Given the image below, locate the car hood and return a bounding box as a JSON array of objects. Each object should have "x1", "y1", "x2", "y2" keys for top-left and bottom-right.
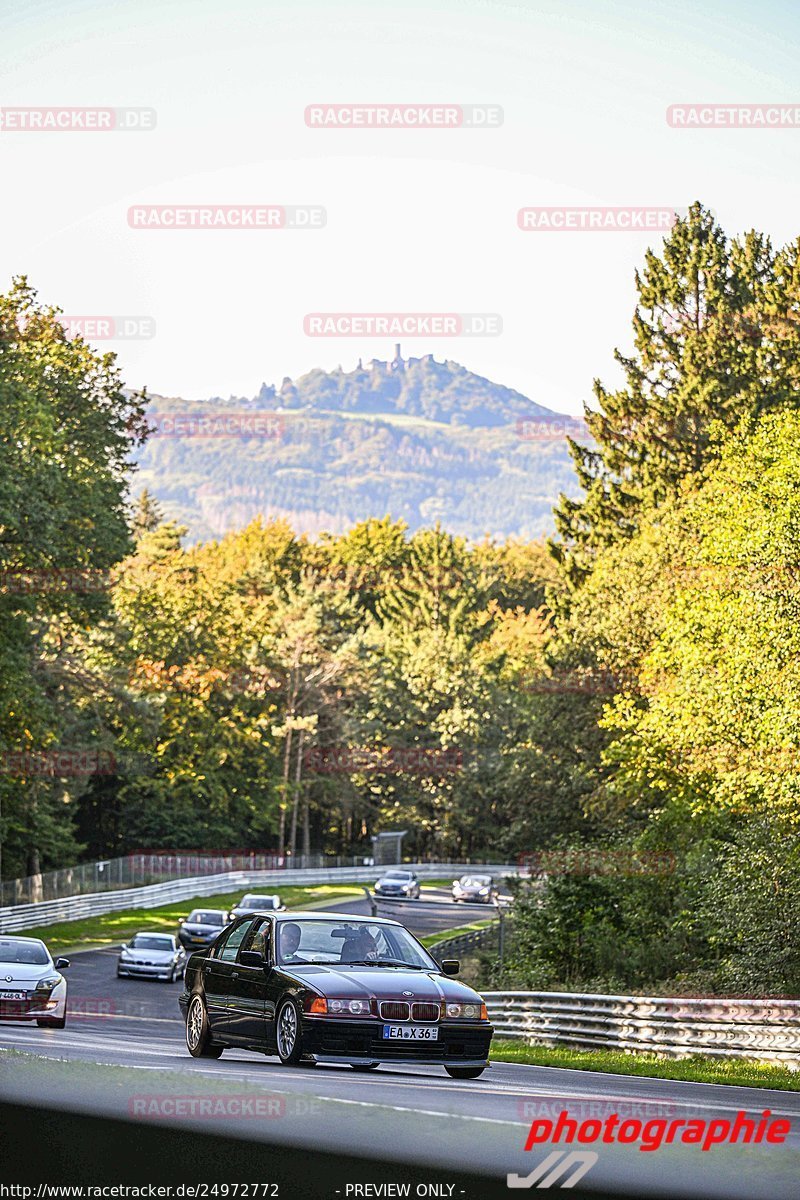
[
  {"x1": 124, "y1": 949, "x2": 175, "y2": 963},
  {"x1": 0, "y1": 963, "x2": 53, "y2": 983},
  {"x1": 287, "y1": 965, "x2": 482, "y2": 1003}
]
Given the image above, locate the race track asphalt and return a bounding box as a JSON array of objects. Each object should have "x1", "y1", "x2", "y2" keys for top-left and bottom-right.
[{"x1": 1, "y1": 891, "x2": 798, "y2": 1198}]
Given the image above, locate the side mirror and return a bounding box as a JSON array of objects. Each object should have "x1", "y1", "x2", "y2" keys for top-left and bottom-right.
[
  {"x1": 55, "y1": 957, "x2": 70, "y2": 970},
  {"x1": 178, "y1": 918, "x2": 185, "y2": 925},
  {"x1": 239, "y1": 950, "x2": 267, "y2": 969},
  {"x1": 441, "y1": 959, "x2": 459, "y2": 976}
]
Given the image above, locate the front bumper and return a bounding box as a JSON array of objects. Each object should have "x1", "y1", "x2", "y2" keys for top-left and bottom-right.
[
  {"x1": 118, "y1": 961, "x2": 177, "y2": 978},
  {"x1": 301, "y1": 1017, "x2": 493, "y2": 1065},
  {"x1": 0, "y1": 993, "x2": 63, "y2": 1021}
]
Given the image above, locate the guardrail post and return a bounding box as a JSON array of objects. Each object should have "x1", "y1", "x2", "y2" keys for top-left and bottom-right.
[{"x1": 496, "y1": 901, "x2": 506, "y2": 970}]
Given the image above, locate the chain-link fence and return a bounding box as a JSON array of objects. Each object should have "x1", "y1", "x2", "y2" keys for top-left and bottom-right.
[{"x1": 0, "y1": 851, "x2": 376, "y2": 907}]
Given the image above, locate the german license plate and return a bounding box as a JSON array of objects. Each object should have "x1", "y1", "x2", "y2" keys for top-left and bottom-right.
[
  {"x1": 0, "y1": 991, "x2": 27, "y2": 1001},
  {"x1": 382, "y1": 1024, "x2": 439, "y2": 1040}
]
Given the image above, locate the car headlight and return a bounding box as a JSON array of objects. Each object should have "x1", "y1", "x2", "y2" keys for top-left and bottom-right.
[
  {"x1": 309, "y1": 997, "x2": 372, "y2": 1016},
  {"x1": 479, "y1": 888, "x2": 490, "y2": 895},
  {"x1": 445, "y1": 1002, "x2": 487, "y2": 1020},
  {"x1": 35, "y1": 976, "x2": 60, "y2": 992}
]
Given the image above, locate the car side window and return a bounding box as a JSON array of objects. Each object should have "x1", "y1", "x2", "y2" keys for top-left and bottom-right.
[
  {"x1": 217, "y1": 921, "x2": 250, "y2": 962},
  {"x1": 241, "y1": 918, "x2": 271, "y2": 962}
]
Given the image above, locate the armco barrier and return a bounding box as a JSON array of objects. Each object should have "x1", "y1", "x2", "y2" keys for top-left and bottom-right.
[
  {"x1": 431, "y1": 921, "x2": 501, "y2": 961},
  {"x1": 483, "y1": 991, "x2": 800, "y2": 1068},
  {"x1": 0, "y1": 863, "x2": 519, "y2": 934}
]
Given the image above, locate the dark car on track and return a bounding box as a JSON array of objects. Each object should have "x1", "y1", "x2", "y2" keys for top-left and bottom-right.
[
  {"x1": 179, "y1": 911, "x2": 493, "y2": 1078},
  {"x1": 451, "y1": 874, "x2": 498, "y2": 904},
  {"x1": 373, "y1": 869, "x2": 421, "y2": 899},
  {"x1": 177, "y1": 908, "x2": 230, "y2": 950}
]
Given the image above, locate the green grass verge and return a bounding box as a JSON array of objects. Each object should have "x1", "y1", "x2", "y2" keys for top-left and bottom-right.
[
  {"x1": 16, "y1": 880, "x2": 458, "y2": 955},
  {"x1": 489, "y1": 1039, "x2": 800, "y2": 1090},
  {"x1": 421, "y1": 917, "x2": 496, "y2": 949},
  {"x1": 16, "y1": 884, "x2": 366, "y2": 954}
]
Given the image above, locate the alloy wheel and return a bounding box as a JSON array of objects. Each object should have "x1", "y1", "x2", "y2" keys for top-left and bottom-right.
[
  {"x1": 187, "y1": 996, "x2": 204, "y2": 1050},
  {"x1": 277, "y1": 1001, "x2": 297, "y2": 1058}
]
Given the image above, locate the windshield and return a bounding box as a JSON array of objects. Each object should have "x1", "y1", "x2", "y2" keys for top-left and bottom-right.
[
  {"x1": 130, "y1": 935, "x2": 174, "y2": 951},
  {"x1": 383, "y1": 871, "x2": 411, "y2": 880},
  {"x1": 187, "y1": 911, "x2": 225, "y2": 926},
  {"x1": 275, "y1": 919, "x2": 437, "y2": 969},
  {"x1": 240, "y1": 896, "x2": 272, "y2": 908},
  {"x1": 461, "y1": 876, "x2": 491, "y2": 887},
  {"x1": 0, "y1": 938, "x2": 50, "y2": 966}
]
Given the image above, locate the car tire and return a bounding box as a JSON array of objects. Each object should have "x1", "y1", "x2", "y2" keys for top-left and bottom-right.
[
  {"x1": 186, "y1": 994, "x2": 223, "y2": 1058},
  {"x1": 445, "y1": 1065, "x2": 485, "y2": 1079},
  {"x1": 351, "y1": 1062, "x2": 380, "y2": 1071},
  {"x1": 37, "y1": 1014, "x2": 66, "y2": 1029},
  {"x1": 276, "y1": 998, "x2": 304, "y2": 1065}
]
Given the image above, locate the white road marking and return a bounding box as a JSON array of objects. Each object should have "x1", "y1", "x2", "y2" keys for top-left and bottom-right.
[
  {"x1": 3, "y1": 1035, "x2": 798, "y2": 1123},
  {"x1": 328, "y1": 1097, "x2": 524, "y2": 1125}
]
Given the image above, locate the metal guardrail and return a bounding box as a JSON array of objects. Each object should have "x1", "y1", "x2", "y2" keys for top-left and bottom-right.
[
  {"x1": 0, "y1": 863, "x2": 519, "y2": 934},
  {"x1": 431, "y1": 923, "x2": 500, "y2": 960},
  {"x1": 482, "y1": 990, "x2": 800, "y2": 1067}
]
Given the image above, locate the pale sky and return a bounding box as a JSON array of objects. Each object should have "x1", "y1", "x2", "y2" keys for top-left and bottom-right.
[{"x1": 2, "y1": 0, "x2": 800, "y2": 416}]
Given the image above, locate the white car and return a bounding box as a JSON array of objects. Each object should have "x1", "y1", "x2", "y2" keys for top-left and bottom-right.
[
  {"x1": 0, "y1": 935, "x2": 70, "y2": 1029},
  {"x1": 228, "y1": 893, "x2": 285, "y2": 920}
]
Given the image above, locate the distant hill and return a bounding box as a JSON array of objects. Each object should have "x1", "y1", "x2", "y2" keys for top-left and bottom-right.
[
  {"x1": 134, "y1": 349, "x2": 584, "y2": 542},
  {"x1": 269, "y1": 347, "x2": 556, "y2": 427}
]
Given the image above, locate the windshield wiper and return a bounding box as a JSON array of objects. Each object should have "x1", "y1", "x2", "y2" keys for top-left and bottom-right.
[{"x1": 343, "y1": 958, "x2": 426, "y2": 968}]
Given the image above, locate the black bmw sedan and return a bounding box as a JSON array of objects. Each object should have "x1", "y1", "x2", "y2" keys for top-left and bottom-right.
[{"x1": 178, "y1": 911, "x2": 493, "y2": 1078}]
